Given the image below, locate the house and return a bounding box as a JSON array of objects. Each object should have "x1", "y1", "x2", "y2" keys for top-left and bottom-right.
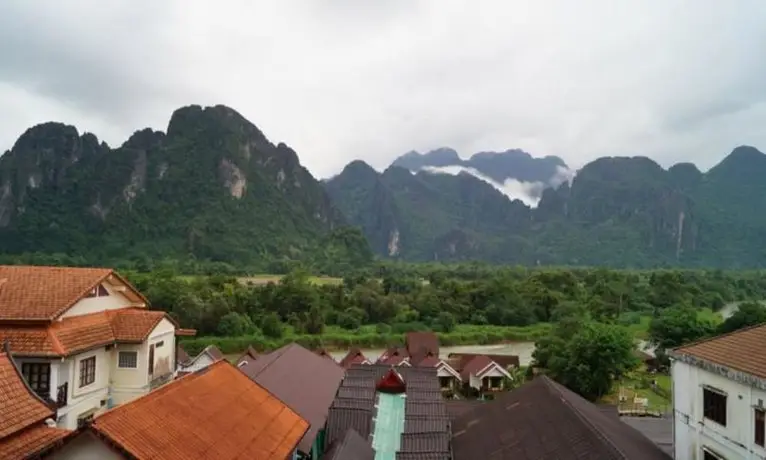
[
  {"x1": 325, "y1": 364, "x2": 451, "y2": 459},
  {"x1": 176, "y1": 344, "x2": 191, "y2": 367},
  {"x1": 448, "y1": 352, "x2": 520, "y2": 370},
  {"x1": 375, "y1": 346, "x2": 411, "y2": 366},
  {"x1": 457, "y1": 355, "x2": 512, "y2": 393},
  {"x1": 413, "y1": 354, "x2": 462, "y2": 392},
  {"x1": 0, "y1": 265, "x2": 194, "y2": 430},
  {"x1": 176, "y1": 344, "x2": 224, "y2": 374},
  {"x1": 0, "y1": 344, "x2": 74, "y2": 458},
  {"x1": 236, "y1": 345, "x2": 260, "y2": 368},
  {"x1": 339, "y1": 348, "x2": 370, "y2": 369},
  {"x1": 404, "y1": 331, "x2": 439, "y2": 358},
  {"x1": 315, "y1": 348, "x2": 336, "y2": 362},
  {"x1": 50, "y1": 360, "x2": 309, "y2": 460},
  {"x1": 669, "y1": 323, "x2": 766, "y2": 460},
  {"x1": 322, "y1": 428, "x2": 374, "y2": 460},
  {"x1": 451, "y1": 375, "x2": 671, "y2": 459},
  {"x1": 240, "y1": 343, "x2": 345, "y2": 460}
]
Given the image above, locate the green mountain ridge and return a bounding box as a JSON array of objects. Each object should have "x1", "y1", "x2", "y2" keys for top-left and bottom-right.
[
  {"x1": 0, "y1": 104, "x2": 368, "y2": 271},
  {"x1": 327, "y1": 146, "x2": 766, "y2": 268}
]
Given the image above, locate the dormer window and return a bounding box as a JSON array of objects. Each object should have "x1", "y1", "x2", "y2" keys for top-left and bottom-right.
[{"x1": 85, "y1": 284, "x2": 110, "y2": 298}]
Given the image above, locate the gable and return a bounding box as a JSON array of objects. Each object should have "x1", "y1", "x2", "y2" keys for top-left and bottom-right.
[{"x1": 476, "y1": 363, "x2": 510, "y2": 379}]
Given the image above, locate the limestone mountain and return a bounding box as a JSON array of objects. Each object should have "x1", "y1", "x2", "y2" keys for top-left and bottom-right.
[
  {"x1": 0, "y1": 105, "x2": 365, "y2": 271},
  {"x1": 329, "y1": 146, "x2": 766, "y2": 268}
]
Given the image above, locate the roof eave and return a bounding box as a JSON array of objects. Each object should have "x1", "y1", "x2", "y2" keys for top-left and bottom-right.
[{"x1": 670, "y1": 351, "x2": 766, "y2": 390}]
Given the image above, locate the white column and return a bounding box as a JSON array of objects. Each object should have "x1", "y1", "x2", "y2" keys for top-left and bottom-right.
[{"x1": 49, "y1": 361, "x2": 59, "y2": 403}]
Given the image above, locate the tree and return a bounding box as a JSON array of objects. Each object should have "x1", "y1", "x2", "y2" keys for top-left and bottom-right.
[
  {"x1": 718, "y1": 301, "x2": 766, "y2": 334},
  {"x1": 435, "y1": 311, "x2": 456, "y2": 333},
  {"x1": 260, "y1": 312, "x2": 284, "y2": 338},
  {"x1": 547, "y1": 322, "x2": 638, "y2": 401},
  {"x1": 648, "y1": 305, "x2": 716, "y2": 350},
  {"x1": 217, "y1": 312, "x2": 257, "y2": 336}
]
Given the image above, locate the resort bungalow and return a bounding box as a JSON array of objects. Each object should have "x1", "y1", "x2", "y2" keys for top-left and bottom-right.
[
  {"x1": 458, "y1": 355, "x2": 512, "y2": 394},
  {"x1": 339, "y1": 348, "x2": 371, "y2": 369},
  {"x1": 412, "y1": 354, "x2": 462, "y2": 393},
  {"x1": 376, "y1": 346, "x2": 411, "y2": 366}
]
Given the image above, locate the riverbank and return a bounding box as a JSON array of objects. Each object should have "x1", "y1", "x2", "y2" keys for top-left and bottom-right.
[{"x1": 179, "y1": 323, "x2": 553, "y2": 356}]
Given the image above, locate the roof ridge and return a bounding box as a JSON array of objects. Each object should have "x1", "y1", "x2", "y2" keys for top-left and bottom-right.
[
  {"x1": 673, "y1": 320, "x2": 766, "y2": 354},
  {"x1": 541, "y1": 376, "x2": 629, "y2": 459},
  {"x1": 50, "y1": 268, "x2": 114, "y2": 320}
]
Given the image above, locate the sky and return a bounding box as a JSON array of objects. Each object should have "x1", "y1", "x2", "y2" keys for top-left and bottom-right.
[{"x1": 1, "y1": 1, "x2": 766, "y2": 179}]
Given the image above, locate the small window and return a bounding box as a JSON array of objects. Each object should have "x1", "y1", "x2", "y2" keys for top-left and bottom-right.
[
  {"x1": 155, "y1": 341, "x2": 164, "y2": 348},
  {"x1": 118, "y1": 351, "x2": 138, "y2": 369},
  {"x1": 79, "y1": 356, "x2": 96, "y2": 388},
  {"x1": 756, "y1": 408, "x2": 765, "y2": 447},
  {"x1": 703, "y1": 387, "x2": 727, "y2": 426},
  {"x1": 85, "y1": 285, "x2": 110, "y2": 298}
]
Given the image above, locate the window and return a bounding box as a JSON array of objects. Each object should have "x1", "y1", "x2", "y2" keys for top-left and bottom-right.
[
  {"x1": 21, "y1": 363, "x2": 51, "y2": 398},
  {"x1": 85, "y1": 284, "x2": 109, "y2": 298},
  {"x1": 79, "y1": 357, "x2": 96, "y2": 388},
  {"x1": 155, "y1": 341, "x2": 164, "y2": 348},
  {"x1": 148, "y1": 344, "x2": 155, "y2": 376},
  {"x1": 703, "y1": 387, "x2": 727, "y2": 426},
  {"x1": 118, "y1": 351, "x2": 138, "y2": 369},
  {"x1": 756, "y1": 408, "x2": 765, "y2": 447}
]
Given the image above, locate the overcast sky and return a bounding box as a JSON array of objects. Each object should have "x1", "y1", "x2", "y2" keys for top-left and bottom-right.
[{"x1": 1, "y1": 1, "x2": 765, "y2": 178}]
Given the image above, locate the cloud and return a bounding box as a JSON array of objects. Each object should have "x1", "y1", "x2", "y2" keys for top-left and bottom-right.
[{"x1": 1, "y1": 0, "x2": 766, "y2": 178}]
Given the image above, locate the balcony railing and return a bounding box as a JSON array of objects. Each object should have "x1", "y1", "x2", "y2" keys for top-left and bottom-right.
[{"x1": 56, "y1": 382, "x2": 68, "y2": 408}]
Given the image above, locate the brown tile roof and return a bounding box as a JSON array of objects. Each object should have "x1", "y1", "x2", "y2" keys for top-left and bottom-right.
[
  {"x1": 414, "y1": 355, "x2": 441, "y2": 368},
  {"x1": 458, "y1": 355, "x2": 494, "y2": 381},
  {"x1": 237, "y1": 345, "x2": 260, "y2": 367},
  {"x1": 176, "y1": 345, "x2": 191, "y2": 365},
  {"x1": 405, "y1": 332, "x2": 439, "y2": 357},
  {"x1": 451, "y1": 375, "x2": 670, "y2": 460},
  {"x1": 339, "y1": 348, "x2": 369, "y2": 369},
  {"x1": 204, "y1": 344, "x2": 224, "y2": 360},
  {"x1": 91, "y1": 360, "x2": 308, "y2": 460},
  {"x1": 322, "y1": 428, "x2": 374, "y2": 460},
  {"x1": 240, "y1": 343, "x2": 345, "y2": 454},
  {"x1": 0, "y1": 346, "x2": 73, "y2": 457},
  {"x1": 672, "y1": 323, "x2": 766, "y2": 379},
  {"x1": 448, "y1": 353, "x2": 520, "y2": 371},
  {"x1": 0, "y1": 307, "x2": 174, "y2": 357},
  {"x1": 376, "y1": 346, "x2": 407, "y2": 363},
  {"x1": 445, "y1": 400, "x2": 486, "y2": 420},
  {"x1": 0, "y1": 265, "x2": 147, "y2": 321}
]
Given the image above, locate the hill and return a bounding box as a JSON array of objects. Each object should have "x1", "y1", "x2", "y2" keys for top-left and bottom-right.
[
  {"x1": 0, "y1": 105, "x2": 370, "y2": 272},
  {"x1": 328, "y1": 146, "x2": 766, "y2": 268}
]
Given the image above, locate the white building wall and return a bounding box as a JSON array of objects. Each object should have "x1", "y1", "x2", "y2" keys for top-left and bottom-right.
[
  {"x1": 149, "y1": 319, "x2": 176, "y2": 379},
  {"x1": 672, "y1": 358, "x2": 766, "y2": 460},
  {"x1": 57, "y1": 347, "x2": 110, "y2": 430},
  {"x1": 181, "y1": 353, "x2": 215, "y2": 374},
  {"x1": 109, "y1": 342, "x2": 148, "y2": 406},
  {"x1": 61, "y1": 283, "x2": 142, "y2": 319}
]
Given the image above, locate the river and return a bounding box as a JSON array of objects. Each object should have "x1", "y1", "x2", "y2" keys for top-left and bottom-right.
[{"x1": 329, "y1": 342, "x2": 537, "y2": 366}]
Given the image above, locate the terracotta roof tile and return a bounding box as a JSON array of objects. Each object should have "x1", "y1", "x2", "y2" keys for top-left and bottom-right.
[
  {"x1": 0, "y1": 265, "x2": 114, "y2": 321},
  {"x1": 0, "y1": 308, "x2": 174, "y2": 357},
  {"x1": 92, "y1": 360, "x2": 308, "y2": 460},
  {"x1": 0, "y1": 348, "x2": 73, "y2": 458},
  {"x1": 240, "y1": 343, "x2": 345, "y2": 454},
  {"x1": 672, "y1": 323, "x2": 766, "y2": 378},
  {"x1": 0, "y1": 424, "x2": 71, "y2": 459},
  {"x1": 0, "y1": 350, "x2": 53, "y2": 438}
]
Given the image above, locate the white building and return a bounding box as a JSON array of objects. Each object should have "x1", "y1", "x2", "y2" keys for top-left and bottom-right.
[
  {"x1": 670, "y1": 324, "x2": 766, "y2": 460},
  {"x1": 0, "y1": 265, "x2": 196, "y2": 430}
]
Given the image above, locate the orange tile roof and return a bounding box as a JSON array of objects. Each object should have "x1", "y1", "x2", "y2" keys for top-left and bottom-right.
[
  {"x1": 673, "y1": 323, "x2": 766, "y2": 379},
  {"x1": 0, "y1": 308, "x2": 174, "y2": 357},
  {"x1": 0, "y1": 265, "x2": 114, "y2": 321},
  {"x1": 0, "y1": 348, "x2": 73, "y2": 457},
  {"x1": 91, "y1": 360, "x2": 309, "y2": 460}
]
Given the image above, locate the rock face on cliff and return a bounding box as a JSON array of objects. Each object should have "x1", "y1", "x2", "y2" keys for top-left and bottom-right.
[
  {"x1": 329, "y1": 146, "x2": 766, "y2": 268},
  {"x1": 0, "y1": 105, "x2": 349, "y2": 267}
]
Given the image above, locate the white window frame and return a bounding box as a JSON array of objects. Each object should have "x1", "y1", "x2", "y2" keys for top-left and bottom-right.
[{"x1": 118, "y1": 351, "x2": 139, "y2": 369}]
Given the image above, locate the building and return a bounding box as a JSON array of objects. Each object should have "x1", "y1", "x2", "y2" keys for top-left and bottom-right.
[
  {"x1": 670, "y1": 323, "x2": 766, "y2": 460},
  {"x1": 0, "y1": 265, "x2": 195, "y2": 430},
  {"x1": 50, "y1": 360, "x2": 309, "y2": 460},
  {"x1": 338, "y1": 348, "x2": 371, "y2": 369},
  {"x1": 456, "y1": 354, "x2": 512, "y2": 394},
  {"x1": 176, "y1": 344, "x2": 224, "y2": 374},
  {"x1": 325, "y1": 364, "x2": 451, "y2": 459},
  {"x1": 451, "y1": 375, "x2": 671, "y2": 459},
  {"x1": 322, "y1": 428, "x2": 374, "y2": 460},
  {"x1": 0, "y1": 344, "x2": 74, "y2": 458},
  {"x1": 412, "y1": 354, "x2": 462, "y2": 393},
  {"x1": 239, "y1": 343, "x2": 345, "y2": 460},
  {"x1": 376, "y1": 346, "x2": 411, "y2": 366},
  {"x1": 404, "y1": 331, "x2": 440, "y2": 358}
]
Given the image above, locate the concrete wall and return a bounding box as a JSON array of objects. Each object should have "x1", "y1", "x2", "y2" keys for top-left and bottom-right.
[
  {"x1": 149, "y1": 319, "x2": 176, "y2": 379},
  {"x1": 109, "y1": 343, "x2": 148, "y2": 406},
  {"x1": 673, "y1": 359, "x2": 766, "y2": 460},
  {"x1": 50, "y1": 431, "x2": 125, "y2": 460},
  {"x1": 62, "y1": 282, "x2": 142, "y2": 319}
]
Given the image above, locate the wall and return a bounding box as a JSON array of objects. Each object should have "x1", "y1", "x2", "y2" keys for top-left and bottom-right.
[
  {"x1": 61, "y1": 283, "x2": 142, "y2": 319},
  {"x1": 57, "y1": 347, "x2": 110, "y2": 430},
  {"x1": 109, "y1": 343, "x2": 148, "y2": 406},
  {"x1": 149, "y1": 318, "x2": 176, "y2": 379},
  {"x1": 181, "y1": 353, "x2": 215, "y2": 374},
  {"x1": 673, "y1": 359, "x2": 766, "y2": 460},
  {"x1": 50, "y1": 431, "x2": 125, "y2": 460}
]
